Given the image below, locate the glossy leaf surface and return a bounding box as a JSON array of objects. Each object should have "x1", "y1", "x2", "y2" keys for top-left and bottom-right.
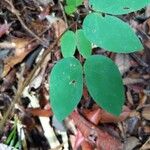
[
  {"x1": 60, "y1": 30, "x2": 76, "y2": 57},
  {"x1": 49, "y1": 57, "x2": 83, "y2": 121},
  {"x1": 76, "y1": 29, "x2": 92, "y2": 58},
  {"x1": 89, "y1": 0, "x2": 149, "y2": 15},
  {"x1": 84, "y1": 55, "x2": 125, "y2": 116},
  {"x1": 83, "y1": 13, "x2": 143, "y2": 53},
  {"x1": 65, "y1": 5, "x2": 77, "y2": 15},
  {"x1": 66, "y1": 0, "x2": 83, "y2": 7}
]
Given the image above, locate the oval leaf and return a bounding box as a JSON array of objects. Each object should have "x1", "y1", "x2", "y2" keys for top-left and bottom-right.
[
  {"x1": 60, "y1": 30, "x2": 76, "y2": 57},
  {"x1": 49, "y1": 57, "x2": 83, "y2": 121},
  {"x1": 84, "y1": 55, "x2": 125, "y2": 116},
  {"x1": 89, "y1": 0, "x2": 149, "y2": 15},
  {"x1": 66, "y1": 0, "x2": 83, "y2": 7},
  {"x1": 76, "y1": 29, "x2": 92, "y2": 58},
  {"x1": 65, "y1": 5, "x2": 77, "y2": 15},
  {"x1": 83, "y1": 13, "x2": 143, "y2": 53}
]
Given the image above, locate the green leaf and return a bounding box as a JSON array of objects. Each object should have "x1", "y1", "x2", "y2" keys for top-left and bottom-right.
[
  {"x1": 49, "y1": 57, "x2": 83, "y2": 121},
  {"x1": 83, "y1": 13, "x2": 143, "y2": 53},
  {"x1": 66, "y1": 0, "x2": 83, "y2": 7},
  {"x1": 76, "y1": 29, "x2": 92, "y2": 58},
  {"x1": 89, "y1": 0, "x2": 149, "y2": 15},
  {"x1": 60, "y1": 30, "x2": 76, "y2": 57},
  {"x1": 65, "y1": 5, "x2": 77, "y2": 15},
  {"x1": 84, "y1": 55, "x2": 125, "y2": 116}
]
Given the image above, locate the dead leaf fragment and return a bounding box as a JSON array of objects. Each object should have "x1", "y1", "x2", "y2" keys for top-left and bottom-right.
[
  {"x1": 52, "y1": 18, "x2": 67, "y2": 38},
  {"x1": 142, "y1": 106, "x2": 150, "y2": 121},
  {"x1": 2, "y1": 38, "x2": 38, "y2": 77},
  {"x1": 26, "y1": 108, "x2": 52, "y2": 117},
  {"x1": 70, "y1": 111, "x2": 123, "y2": 150},
  {"x1": 46, "y1": 16, "x2": 67, "y2": 38},
  {"x1": 123, "y1": 137, "x2": 140, "y2": 150},
  {"x1": 83, "y1": 106, "x2": 130, "y2": 124},
  {"x1": 115, "y1": 54, "x2": 131, "y2": 75}
]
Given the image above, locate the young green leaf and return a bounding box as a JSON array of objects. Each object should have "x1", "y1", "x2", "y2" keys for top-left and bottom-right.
[
  {"x1": 49, "y1": 57, "x2": 83, "y2": 121},
  {"x1": 60, "y1": 30, "x2": 76, "y2": 57},
  {"x1": 65, "y1": 5, "x2": 77, "y2": 15},
  {"x1": 76, "y1": 29, "x2": 92, "y2": 58},
  {"x1": 83, "y1": 13, "x2": 143, "y2": 53},
  {"x1": 89, "y1": 0, "x2": 149, "y2": 15},
  {"x1": 66, "y1": 0, "x2": 83, "y2": 7},
  {"x1": 84, "y1": 55, "x2": 125, "y2": 116}
]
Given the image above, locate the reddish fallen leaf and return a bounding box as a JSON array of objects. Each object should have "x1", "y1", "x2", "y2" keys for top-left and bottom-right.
[
  {"x1": 83, "y1": 106, "x2": 130, "y2": 124},
  {"x1": 100, "y1": 106, "x2": 130, "y2": 123},
  {"x1": 74, "y1": 130, "x2": 85, "y2": 150},
  {"x1": 82, "y1": 107, "x2": 101, "y2": 125},
  {"x1": 20, "y1": 112, "x2": 36, "y2": 131},
  {"x1": 26, "y1": 108, "x2": 53, "y2": 117},
  {"x1": 0, "y1": 23, "x2": 11, "y2": 38},
  {"x1": 81, "y1": 141, "x2": 93, "y2": 150},
  {"x1": 70, "y1": 111, "x2": 123, "y2": 150}
]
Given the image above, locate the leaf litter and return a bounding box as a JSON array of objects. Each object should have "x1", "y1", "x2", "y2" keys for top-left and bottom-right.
[{"x1": 0, "y1": 0, "x2": 150, "y2": 150}]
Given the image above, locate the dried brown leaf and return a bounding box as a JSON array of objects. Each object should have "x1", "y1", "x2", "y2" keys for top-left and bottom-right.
[
  {"x1": 2, "y1": 38, "x2": 38, "y2": 77},
  {"x1": 70, "y1": 111, "x2": 123, "y2": 150},
  {"x1": 83, "y1": 106, "x2": 130, "y2": 124}
]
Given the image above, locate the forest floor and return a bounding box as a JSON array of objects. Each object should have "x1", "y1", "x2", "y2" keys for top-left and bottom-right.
[{"x1": 0, "y1": 0, "x2": 150, "y2": 150}]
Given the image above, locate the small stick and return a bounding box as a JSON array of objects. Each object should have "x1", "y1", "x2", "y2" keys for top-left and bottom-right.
[{"x1": 58, "y1": 1, "x2": 69, "y2": 28}]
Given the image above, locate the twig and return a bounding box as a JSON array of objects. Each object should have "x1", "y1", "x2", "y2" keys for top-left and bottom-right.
[
  {"x1": 129, "y1": 53, "x2": 149, "y2": 67},
  {"x1": 58, "y1": 1, "x2": 69, "y2": 28},
  {"x1": 4, "y1": 0, "x2": 48, "y2": 46},
  {"x1": 123, "y1": 77, "x2": 144, "y2": 85}
]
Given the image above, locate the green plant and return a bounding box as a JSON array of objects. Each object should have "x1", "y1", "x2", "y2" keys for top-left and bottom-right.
[
  {"x1": 49, "y1": 0, "x2": 150, "y2": 121},
  {"x1": 5, "y1": 117, "x2": 20, "y2": 149},
  {"x1": 64, "y1": 0, "x2": 83, "y2": 15}
]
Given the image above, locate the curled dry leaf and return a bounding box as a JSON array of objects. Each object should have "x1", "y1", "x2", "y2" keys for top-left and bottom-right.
[
  {"x1": 82, "y1": 107, "x2": 101, "y2": 125},
  {"x1": 74, "y1": 130, "x2": 85, "y2": 150},
  {"x1": 70, "y1": 111, "x2": 123, "y2": 150},
  {"x1": 52, "y1": 18, "x2": 67, "y2": 38},
  {"x1": 100, "y1": 106, "x2": 131, "y2": 123},
  {"x1": 81, "y1": 141, "x2": 93, "y2": 150},
  {"x1": 83, "y1": 106, "x2": 130, "y2": 124},
  {"x1": 46, "y1": 16, "x2": 67, "y2": 39},
  {"x1": 2, "y1": 38, "x2": 38, "y2": 77}
]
